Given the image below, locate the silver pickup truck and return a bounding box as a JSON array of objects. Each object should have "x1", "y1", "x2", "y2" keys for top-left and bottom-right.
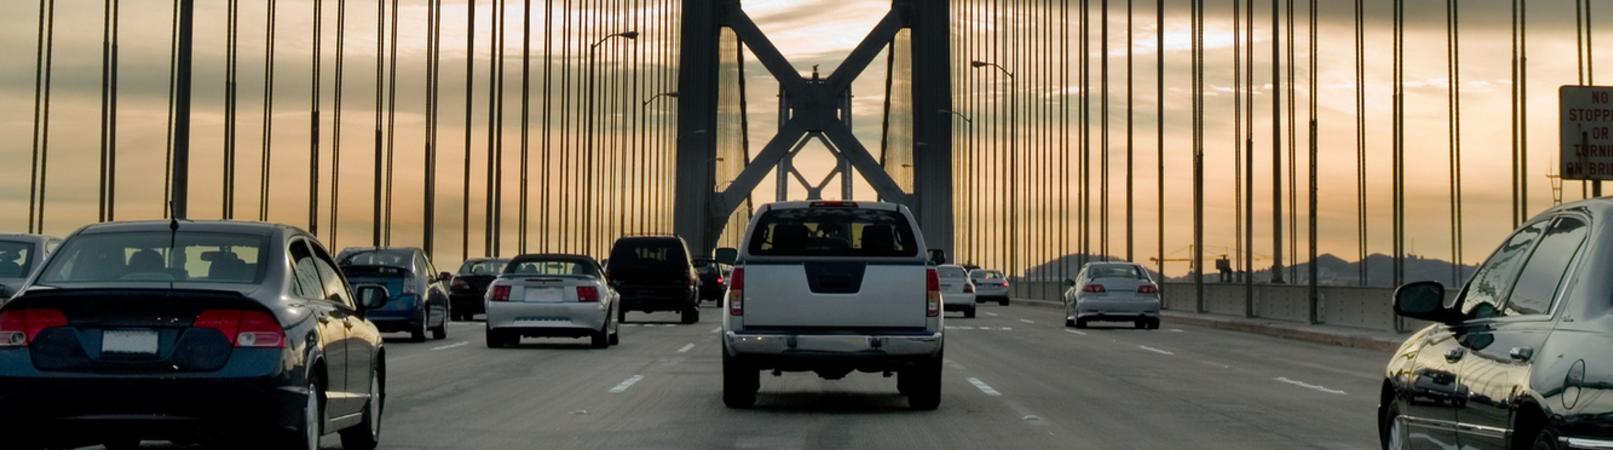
[{"x1": 721, "y1": 201, "x2": 944, "y2": 410}]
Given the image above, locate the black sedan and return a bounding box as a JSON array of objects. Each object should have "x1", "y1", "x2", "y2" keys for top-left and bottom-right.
[
  {"x1": 1381, "y1": 199, "x2": 1613, "y2": 450},
  {"x1": 449, "y1": 257, "x2": 510, "y2": 321},
  {"x1": 0, "y1": 220, "x2": 388, "y2": 450}
]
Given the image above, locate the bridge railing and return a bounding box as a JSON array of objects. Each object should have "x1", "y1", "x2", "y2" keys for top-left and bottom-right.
[{"x1": 1009, "y1": 280, "x2": 1439, "y2": 333}]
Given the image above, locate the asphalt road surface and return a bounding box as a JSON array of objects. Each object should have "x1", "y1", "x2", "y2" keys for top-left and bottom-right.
[{"x1": 103, "y1": 302, "x2": 1391, "y2": 449}]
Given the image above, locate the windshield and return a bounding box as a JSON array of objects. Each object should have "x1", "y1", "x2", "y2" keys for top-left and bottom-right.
[
  {"x1": 37, "y1": 231, "x2": 267, "y2": 284},
  {"x1": 747, "y1": 208, "x2": 918, "y2": 258},
  {"x1": 1087, "y1": 265, "x2": 1148, "y2": 280},
  {"x1": 0, "y1": 240, "x2": 35, "y2": 279},
  {"x1": 505, "y1": 258, "x2": 599, "y2": 277},
  {"x1": 340, "y1": 249, "x2": 413, "y2": 268},
  {"x1": 458, "y1": 259, "x2": 507, "y2": 276}
]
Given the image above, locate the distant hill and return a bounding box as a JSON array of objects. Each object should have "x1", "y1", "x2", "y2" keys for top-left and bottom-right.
[{"x1": 1011, "y1": 252, "x2": 1475, "y2": 288}]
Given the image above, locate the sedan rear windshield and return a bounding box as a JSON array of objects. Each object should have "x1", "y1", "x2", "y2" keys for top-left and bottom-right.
[
  {"x1": 458, "y1": 260, "x2": 507, "y2": 275},
  {"x1": 341, "y1": 250, "x2": 413, "y2": 268},
  {"x1": 0, "y1": 240, "x2": 35, "y2": 278},
  {"x1": 747, "y1": 208, "x2": 918, "y2": 258},
  {"x1": 1089, "y1": 265, "x2": 1148, "y2": 280},
  {"x1": 506, "y1": 259, "x2": 599, "y2": 277},
  {"x1": 38, "y1": 231, "x2": 268, "y2": 284},
  {"x1": 939, "y1": 266, "x2": 969, "y2": 278}
]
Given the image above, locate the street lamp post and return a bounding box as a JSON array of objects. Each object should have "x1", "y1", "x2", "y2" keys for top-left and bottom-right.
[
  {"x1": 971, "y1": 60, "x2": 1014, "y2": 284},
  {"x1": 942, "y1": 109, "x2": 972, "y2": 265},
  {"x1": 585, "y1": 30, "x2": 637, "y2": 255},
  {"x1": 639, "y1": 91, "x2": 678, "y2": 234}
]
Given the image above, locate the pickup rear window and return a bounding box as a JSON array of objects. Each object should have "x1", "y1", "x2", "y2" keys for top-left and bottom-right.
[{"x1": 747, "y1": 208, "x2": 918, "y2": 258}]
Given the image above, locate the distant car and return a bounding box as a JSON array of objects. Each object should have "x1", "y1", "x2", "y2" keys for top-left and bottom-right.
[
  {"x1": 449, "y1": 257, "x2": 509, "y2": 321},
  {"x1": 607, "y1": 236, "x2": 700, "y2": 324},
  {"x1": 1063, "y1": 262, "x2": 1161, "y2": 329},
  {"x1": 723, "y1": 201, "x2": 944, "y2": 410},
  {"x1": 1380, "y1": 202, "x2": 1613, "y2": 450},
  {"x1": 0, "y1": 220, "x2": 388, "y2": 450},
  {"x1": 0, "y1": 234, "x2": 61, "y2": 300},
  {"x1": 937, "y1": 264, "x2": 976, "y2": 318},
  {"x1": 694, "y1": 258, "x2": 733, "y2": 305},
  {"x1": 968, "y1": 268, "x2": 1011, "y2": 306},
  {"x1": 338, "y1": 247, "x2": 451, "y2": 342},
  {"x1": 484, "y1": 254, "x2": 620, "y2": 349}
]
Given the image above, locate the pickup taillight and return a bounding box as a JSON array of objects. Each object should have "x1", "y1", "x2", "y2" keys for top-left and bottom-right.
[
  {"x1": 728, "y1": 268, "x2": 745, "y2": 316},
  {"x1": 925, "y1": 268, "x2": 941, "y2": 317}
]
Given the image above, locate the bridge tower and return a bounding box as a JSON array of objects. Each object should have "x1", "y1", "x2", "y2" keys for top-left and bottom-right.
[{"x1": 673, "y1": 0, "x2": 954, "y2": 257}]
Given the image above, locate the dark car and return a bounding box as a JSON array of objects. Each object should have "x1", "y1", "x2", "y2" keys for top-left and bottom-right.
[
  {"x1": 338, "y1": 247, "x2": 451, "y2": 342},
  {"x1": 693, "y1": 257, "x2": 732, "y2": 305},
  {"x1": 0, "y1": 220, "x2": 388, "y2": 450},
  {"x1": 607, "y1": 236, "x2": 700, "y2": 324},
  {"x1": 1380, "y1": 199, "x2": 1613, "y2": 450},
  {"x1": 448, "y1": 257, "x2": 510, "y2": 321},
  {"x1": 0, "y1": 234, "x2": 62, "y2": 299}
]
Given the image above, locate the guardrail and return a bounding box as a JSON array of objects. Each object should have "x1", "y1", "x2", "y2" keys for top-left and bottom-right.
[{"x1": 1008, "y1": 280, "x2": 1435, "y2": 333}]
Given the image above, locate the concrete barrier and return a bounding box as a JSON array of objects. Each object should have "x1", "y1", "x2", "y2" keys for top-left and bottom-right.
[{"x1": 1010, "y1": 277, "x2": 1431, "y2": 333}]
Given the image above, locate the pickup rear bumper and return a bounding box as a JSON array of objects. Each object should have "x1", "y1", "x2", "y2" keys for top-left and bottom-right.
[{"x1": 724, "y1": 331, "x2": 943, "y2": 359}]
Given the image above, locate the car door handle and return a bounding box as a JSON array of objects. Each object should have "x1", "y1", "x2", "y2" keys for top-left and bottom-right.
[
  {"x1": 1509, "y1": 346, "x2": 1534, "y2": 362},
  {"x1": 1445, "y1": 348, "x2": 1466, "y2": 363}
]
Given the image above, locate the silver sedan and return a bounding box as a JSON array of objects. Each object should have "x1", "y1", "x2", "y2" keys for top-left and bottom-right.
[
  {"x1": 484, "y1": 254, "x2": 621, "y2": 348},
  {"x1": 1062, "y1": 262, "x2": 1161, "y2": 329}
]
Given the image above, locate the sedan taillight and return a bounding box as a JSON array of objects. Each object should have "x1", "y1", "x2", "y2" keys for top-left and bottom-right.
[
  {"x1": 576, "y1": 286, "x2": 600, "y2": 303},
  {"x1": 1138, "y1": 284, "x2": 1159, "y2": 294},
  {"x1": 451, "y1": 278, "x2": 469, "y2": 290},
  {"x1": 1083, "y1": 284, "x2": 1106, "y2": 294},
  {"x1": 0, "y1": 308, "x2": 67, "y2": 347},
  {"x1": 963, "y1": 282, "x2": 975, "y2": 294},
  {"x1": 194, "y1": 309, "x2": 285, "y2": 348},
  {"x1": 728, "y1": 268, "x2": 745, "y2": 316},
  {"x1": 490, "y1": 285, "x2": 511, "y2": 302}
]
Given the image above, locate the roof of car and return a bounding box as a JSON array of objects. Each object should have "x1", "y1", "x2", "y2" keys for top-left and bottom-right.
[
  {"x1": 75, "y1": 220, "x2": 295, "y2": 237},
  {"x1": 761, "y1": 201, "x2": 902, "y2": 212},
  {"x1": 509, "y1": 253, "x2": 598, "y2": 263},
  {"x1": 0, "y1": 234, "x2": 56, "y2": 244}
]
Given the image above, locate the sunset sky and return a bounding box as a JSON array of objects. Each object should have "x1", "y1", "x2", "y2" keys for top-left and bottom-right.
[{"x1": 0, "y1": 0, "x2": 1606, "y2": 275}]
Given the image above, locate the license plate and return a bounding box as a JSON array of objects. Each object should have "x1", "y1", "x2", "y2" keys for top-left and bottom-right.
[
  {"x1": 524, "y1": 287, "x2": 564, "y2": 302},
  {"x1": 103, "y1": 329, "x2": 159, "y2": 355}
]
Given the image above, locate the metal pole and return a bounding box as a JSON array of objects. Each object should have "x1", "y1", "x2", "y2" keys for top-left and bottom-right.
[
  {"x1": 173, "y1": 0, "x2": 194, "y2": 220},
  {"x1": 462, "y1": 0, "x2": 476, "y2": 260},
  {"x1": 1271, "y1": 0, "x2": 1284, "y2": 284}
]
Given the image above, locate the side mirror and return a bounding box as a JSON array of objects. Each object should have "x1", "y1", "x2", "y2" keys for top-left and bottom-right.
[
  {"x1": 927, "y1": 249, "x2": 948, "y2": 265},
  {"x1": 1064, "y1": 278, "x2": 1076, "y2": 287},
  {"x1": 1393, "y1": 281, "x2": 1460, "y2": 323},
  {"x1": 355, "y1": 285, "x2": 390, "y2": 311},
  {"x1": 438, "y1": 272, "x2": 453, "y2": 283}
]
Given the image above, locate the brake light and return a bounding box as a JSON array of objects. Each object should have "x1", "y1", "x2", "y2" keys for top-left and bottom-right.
[
  {"x1": 490, "y1": 285, "x2": 511, "y2": 302},
  {"x1": 576, "y1": 286, "x2": 600, "y2": 303},
  {"x1": 1083, "y1": 284, "x2": 1106, "y2": 294},
  {"x1": 926, "y1": 268, "x2": 941, "y2": 317},
  {"x1": 1138, "y1": 284, "x2": 1159, "y2": 294},
  {"x1": 404, "y1": 276, "x2": 419, "y2": 295},
  {"x1": 451, "y1": 278, "x2": 469, "y2": 290},
  {"x1": 0, "y1": 309, "x2": 68, "y2": 347},
  {"x1": 195, "y1": 309, "x2": 285, "y2": 348},
  {"x1": 1003, "y1": 280, "x2": 1010, "y2": 288},
  {"x1": 728, "y1": 268, "x2": 745, "y2": 316},
  {"x1": 809, "y1": 201, "x2": 859, "y2": 208},
  {"x1": 716, "y1": 275, "x2": 725, "y2": 286},
  {"x1": 963, "y1": 282, "x2": 975, "y2": 294}
]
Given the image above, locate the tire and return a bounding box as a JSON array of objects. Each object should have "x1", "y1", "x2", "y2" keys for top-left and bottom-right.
[
  {"x1": 609, "y1": 329, "x2": 620, "y2": 346},
  {"x1": 904, "y1": 356, "x2": 943, "y2": 411},
  {"x1": 410, "y1": 319, "x2": 428, "y2": 343},
  {"x1": 591, "y1": 324, "x2": 610, "y2": 349},
  {"x1": 617, "y1": 306, "x2": 628, "y2": 324},
  {"x1": 1532, "y1": 426, "x2": 1561, "y2": 450},
  {"x1": 101, "y1": 440, "x2": 140, "y2": 450},
  {"x1": 1000, "y1": 298, "x2": 1011, "y2": 306},
  {"x1": 281, "y1": 379, "x2": 323, "y2": 450},
  {"x1": 722, "y1": 348, "x2": 758, "y2": 408},
  {"x1": 484, "y1": 328, "x2": 505, "y2": 348},
  {"x1": 964, "y1": 307, "x2": 976, "y2": 319},
  {"x1": 1074, "y1": 319, "x2": 1088, "y2": 329},
  {"x1": 1149, "y1": 318, "x2": 1162, "y2": 330},
  {"x1": 1379, "y1": 401, "x2": 1405, "y2": 450},
  {"x1": 681, "y1": 306, "x2": 700, "y2": 324},
  {"x1": 338, "y1": 368, "x2": 383, "y2": 450},
  {"x1": 431, "y1": 320, "x2": 447, "y2": 340},
  {"x1": 1134, "y1": 320, "x2": 1146, "y2": 330},
  {"x1": 1065, "y1": 318, "x2": 1076, "y2": 328}
]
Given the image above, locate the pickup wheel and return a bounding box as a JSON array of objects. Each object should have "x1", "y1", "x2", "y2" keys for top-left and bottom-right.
[
  {"x1": 722, "y1": 349, "x2": 758, "y2": 408},
  {"x1": 904, "y1": 356, "x2": 943, "y2": 411},
  {"x1": 681, "y1": 306, "x2": 700, "y2": 324}
]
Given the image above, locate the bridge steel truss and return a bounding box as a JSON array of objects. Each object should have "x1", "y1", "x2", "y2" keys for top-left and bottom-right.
[{"x1": 673, "y1": 0, "x2": 953, "y2": 256}]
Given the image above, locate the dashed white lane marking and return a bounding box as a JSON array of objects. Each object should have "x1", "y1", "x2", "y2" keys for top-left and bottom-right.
[
  {"x1": 1064, "y1": 329, "x2": 1087, "y2": 336},
  {"x1": 985, "y1": 312, "x2": 1000, "y2": 317},
  {"x1": 710, "y1": 327, "x2": 722, "y2": 334},
  {"x1": 999, "y1": 327, "x2": 1013, "y2": 331},
  {"x1": 676, "y1": 343, "x2": 696, "y2": 353},
  {"x1": 1170, "y1": 328, "x2": 1185, "y2": 333},
  {"x1": 943, "y1": 358, "x2": 967, "y2": 370},
  {"x1": 622, "y1": 324, "x2": 639, "y2": 327},
  {"x1": 1018, "y1": 318, "x2": 1035, "y2": 324},
  {"x1": 431, "y1": 341, "x2": 469, "y2": 351},
  {"x1": 609, "y1": 375, "x2": 645, "y2": 393},
  {"x1": 1274, "y1": 377, "x2": 1348, "y2": 395},
  {"x1": 967, "y1": 377, "x2": 1003, "y2": 396},
  {"x1": 1199, "y1": 360, "x2": 1231, "y2": 369},
  {"x1": 1138, "y1": 345, "x2": 1175, "y2": 356}
]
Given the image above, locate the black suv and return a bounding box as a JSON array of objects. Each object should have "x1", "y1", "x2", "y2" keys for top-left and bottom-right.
[
  {"x1": 607, "y1": 236, "x2": 700, "y2": 324},
  {"x1": 693, "y1": 258, "x2": 732, "y2": 305}
]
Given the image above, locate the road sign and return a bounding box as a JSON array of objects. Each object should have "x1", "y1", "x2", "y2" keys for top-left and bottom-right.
[{"x1": 1560, "y1": 86, "x2": 1613, "y2": 181}]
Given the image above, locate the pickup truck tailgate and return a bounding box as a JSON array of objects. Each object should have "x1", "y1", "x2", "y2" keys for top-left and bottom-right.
[{"x1": 743, "y1": 262, "x2": 927, "y2": 329}]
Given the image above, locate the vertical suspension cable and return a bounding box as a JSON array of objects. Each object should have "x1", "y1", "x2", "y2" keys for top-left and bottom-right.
[
  {"x1": 1192, "y1": 0, "x2": 1204, "y2": 310},
  {"x1": 1355, "y1": 0, "x2": 1367, "y2": 285},
  {"x1": 163, "y1": 0, "x2": 178, "y2": 219},
  {"x1": 559, "y1": 0, "x2": 573, "y2": 252},
  {"x1": 330, "y1": 0, "x2": 348, "y2": 247},
  {"x1": 108, "y1": 0, "x2": 121, "y2": 221},
  {"x1": 28, "y1": 0, "x2": 56, "y2": 233},
  {"x1": 1155, "y1": 0, "x2": 1163, "y2": 282},
  {"x1": 1448, "y1": 0, "x2": 1463, "y2": 286},
  {"x1": 1125, "y1": 0, "x2": 1133, "y2": 262},
  {"x1": 260, "y1": 0, "x2": 279, "y2": 222},
  {"x1": 1100, "y1": 0, "x2": 1108, "y2": 260},
  {"x1": 1080, "y1": 0, "x2": 1090, "y2": 268},
  {"x1": 488, "y1": 0, "x2": 504, "y2": 256},
  {"x1": 98, "y1": 0, "x2": 112, "y2": 223},
  {"x1": 425, "y1": 0, "x2": 443, "y2": 257},
  {"x1": 372, "y1": 0, "x2": 386, "y2": 246},
  {"x1": 1287, "y1": 0, "x2": 1297, "y2": 282},
  {"x1": 309, "y1": 0, "x2": 323, "y2": 236},
  {"x1": 540, "y1": 0, "x2": 553, "y2": 250},
  {"x1": 1393, "y1": 0, "x2": 1405, "y2": 286},
  {"x1": 223, "y1": 0, "x2": 237, "y2": 219},
  {"x1": 1234, "y1": 0, "x2": 1243, "y2": 281},
  {"x1": 385, "y1": 0, "x2": 400, "y2": 244},
  {"x1": 521, "y1": 0, "x2": 532, "y2": 253},
  {"x1": 463, "y1": 0, "x2": 477, "y2": 260}
]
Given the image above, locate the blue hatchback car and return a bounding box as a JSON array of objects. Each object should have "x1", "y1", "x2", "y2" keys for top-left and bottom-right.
[{"x1": 337, "y1": 248, "x2": 452, "y2": 342}]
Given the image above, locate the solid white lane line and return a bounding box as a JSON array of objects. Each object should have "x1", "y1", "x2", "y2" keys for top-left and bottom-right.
[
  {"x1": 985, "y1": 312, "x2": 1000, "y2": 317},
  {"x1": 676, "y1": 343, "x2": 696, "y2": 353},
  {"x1": 1018, "y1": 319, "x2": 1035, "y2": 324},
  {"x1": 1274, "y1": 377, "x2": 1348, "y2": 395},
  {"x1": 431, "y1": 341, "x2": 469, "y2": 351},
  {"x1": 1138, "y1": 345, "x2": 1175, "y2": 356},
  {"x1": 609, "y1": 375, "x2": 645, "y2": 393},
  {"x1": 967, "y1": 377, "x2": 1003, "y2": 397},
  {"x1": 1064, "y1": 329, "x2": 1087, "y2": 336}
]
